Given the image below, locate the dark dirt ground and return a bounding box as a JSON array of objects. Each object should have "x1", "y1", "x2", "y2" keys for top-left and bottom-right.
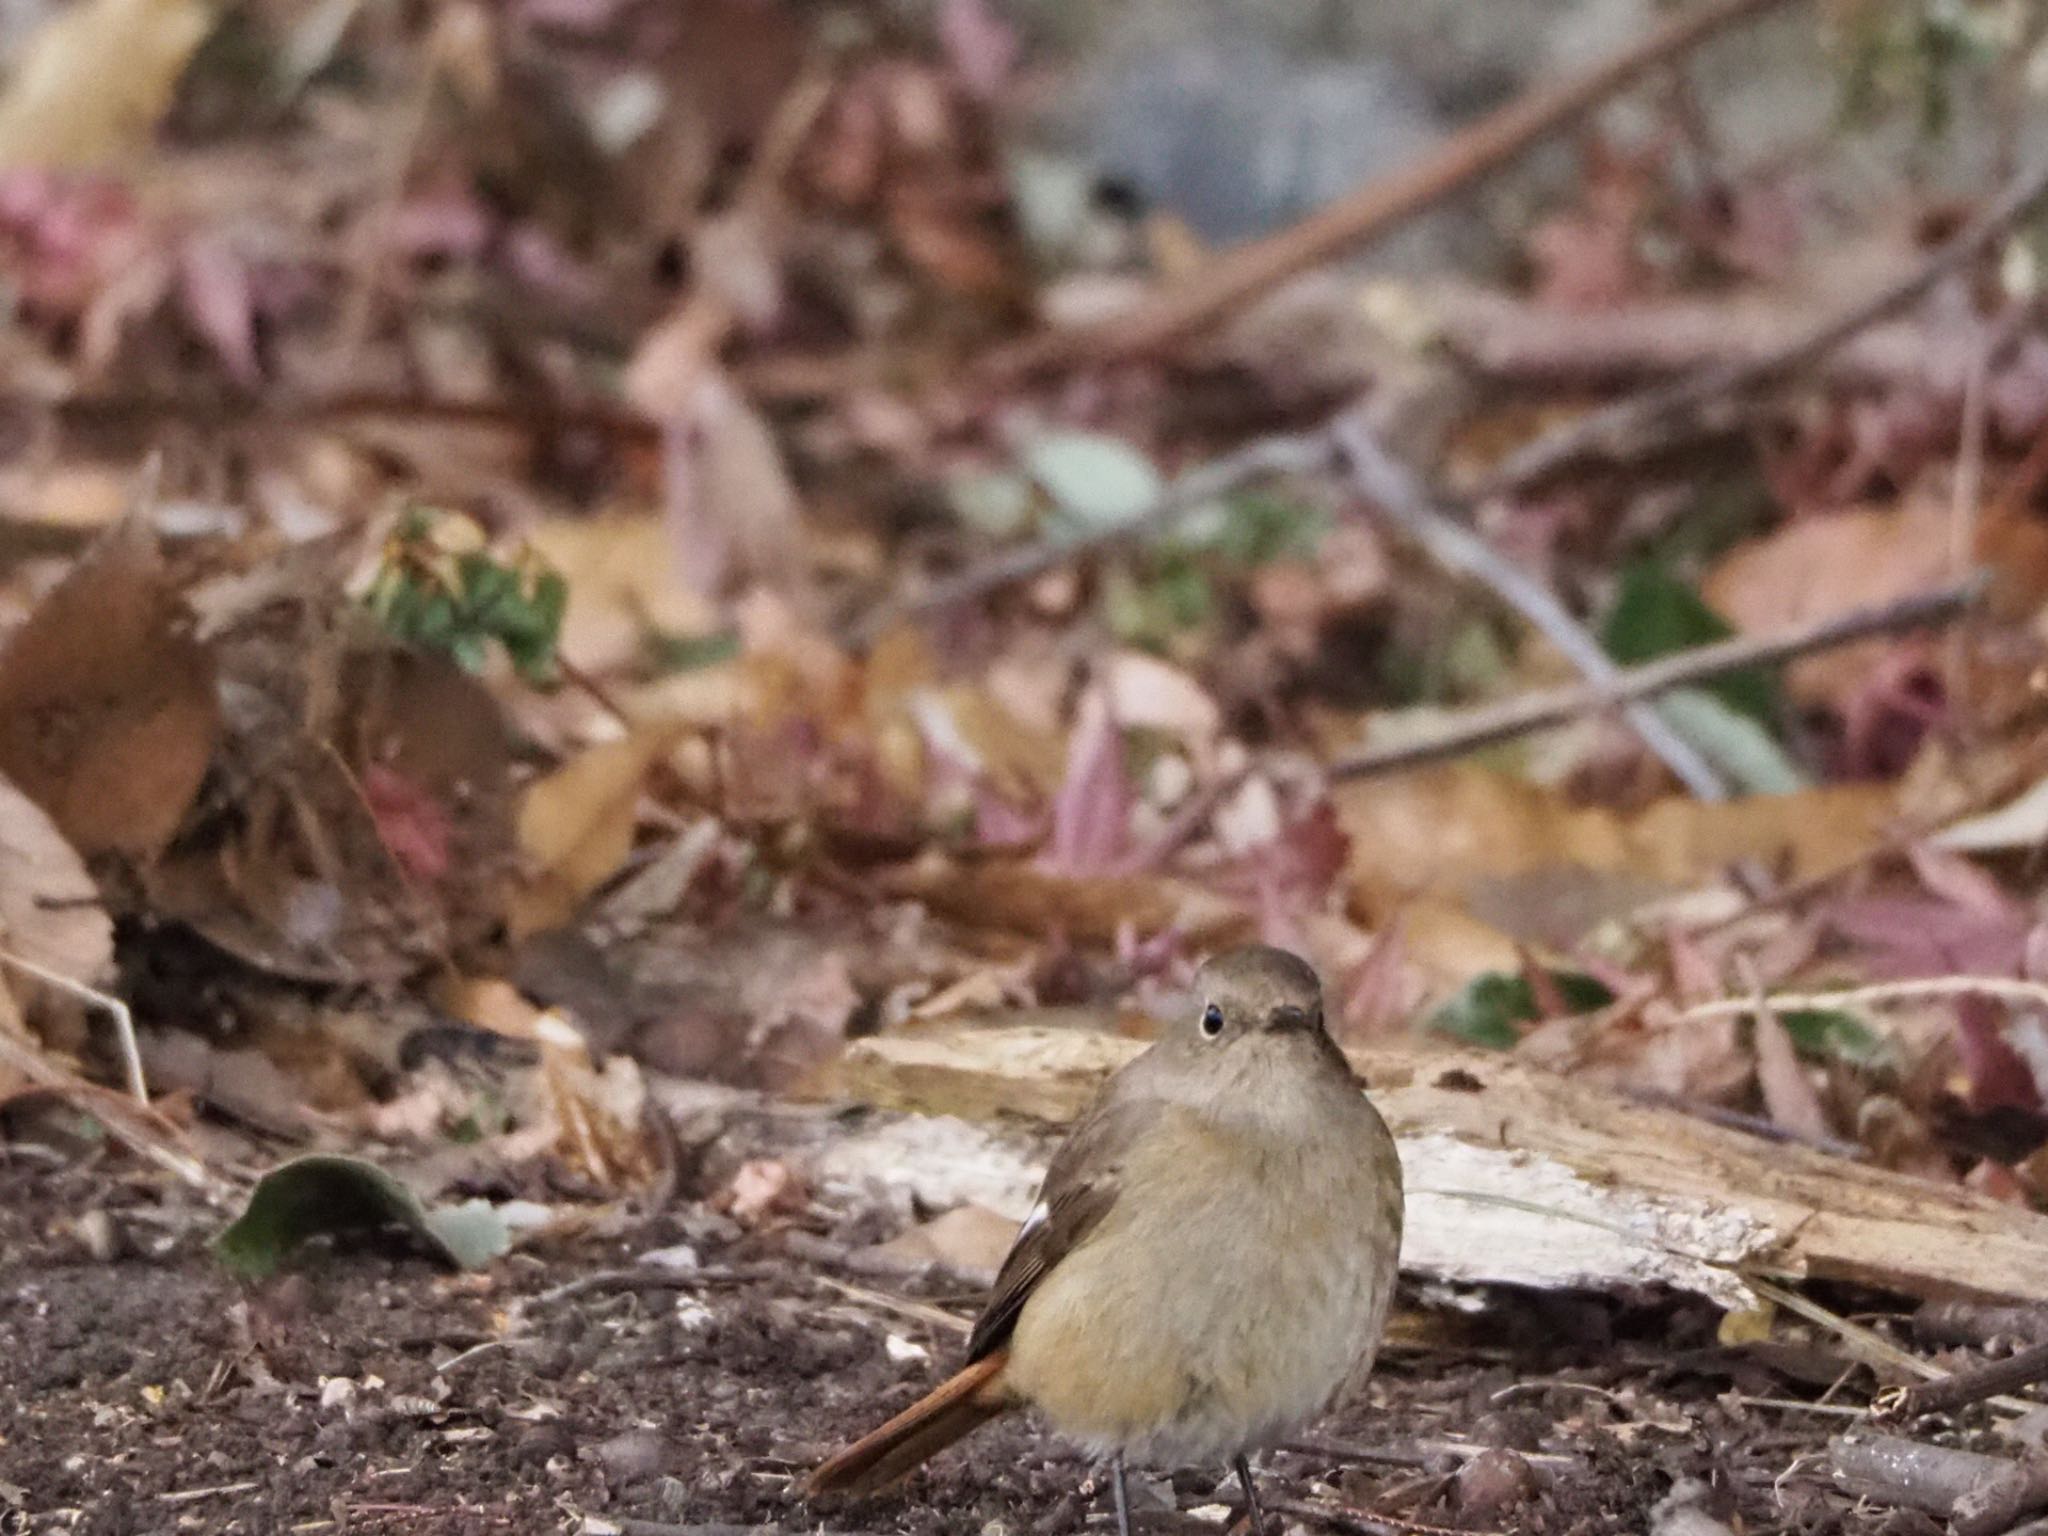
[{"x1": 0, "y1": 1152, "x2": 1944, "y2": 1536}]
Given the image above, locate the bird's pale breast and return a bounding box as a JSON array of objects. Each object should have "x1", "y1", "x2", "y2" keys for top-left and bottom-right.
[{"x1": 1003, "y1": 1093, "x2": 1401, "y2": 1465}]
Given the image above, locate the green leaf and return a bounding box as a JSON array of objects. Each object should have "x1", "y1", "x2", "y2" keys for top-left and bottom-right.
[
  {"x1": 1654, "y1": 689, "x2": 1810, "y2": 796},
  {"x1": 647, "y1": 628, "x2": 742, "y2": 675},
  {"x1": 945, "y1": 469, "x2": 1036, "y2": 538},
  {"x1": 213, "y1": 1154, "x2": 511, "y2": 1277},
  {"x1": 1777, "y1": 1008, "x2": 1887, "y2": 1067},
  {"x1": 1428, "y1": 974, "x2": 1531, "y2": 1049},
  {"x1": 1168, "y1": 491, "x2": 1327, "y2": 567},
  {"x1": 1022, "y1": 430, "x2": 1163, "y2": 532},
  {"x1": 1602, "y1": 562, "x2": 1774, "y2": 722},
  {"x1": 1426, "y1": 968, "x2": 1616, "y2": 1050}
]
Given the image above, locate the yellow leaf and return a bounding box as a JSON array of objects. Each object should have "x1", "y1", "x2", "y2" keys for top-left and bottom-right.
[
  {"x1": 1339, "y1": 764, "x2": 1894, "y2": 911},
  {"x1": 0, "y1": 0, "x2": 217, "y2": 169},
  {"x1": 509, "y1": 725, "x2": 685, "y2": 938}
]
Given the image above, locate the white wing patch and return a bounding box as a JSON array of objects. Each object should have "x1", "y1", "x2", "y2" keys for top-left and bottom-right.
[{"x1": 1016, "y1": 1200, "x2": 1049, "y2": 1242}]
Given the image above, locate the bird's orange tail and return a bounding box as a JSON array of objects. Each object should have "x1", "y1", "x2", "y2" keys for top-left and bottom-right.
[{"x1": 806, "y1": 1349, "x2": 1013, "y2": 1497}]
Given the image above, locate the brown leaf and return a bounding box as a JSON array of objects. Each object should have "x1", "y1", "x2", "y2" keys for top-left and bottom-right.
[
  {"x1": 0, "y1": 0, "x2": 215, "y2": 168},
  {"x1": 146, "y1": 641, "x2": 509, "y2": 986},
  {"x1": 864, "y1": 1202, "x2": 1017, "y2": 1284},
  {"x1": 0, "y1": 770, "x2": 110, "y2": 986},
  {"x1": 714, "y1": 1157, "x2": 807, "y2": 1228},
  {"x1": 0, "y1": 516, "x2": 217, "y2": 860},
  {"x1": 1337, "y1": 765, "x2": 1893, "y2": 913},
  {"x1": 510, "y1": 725, "x2": 686, "y2": 939},
  {"x1": 1701, "y1": 498, "x2": 1950, "y2": 704},
  {"x1": 1039, "y1": 686, "x2": 1131, "y2": 878},
  {"x1": 1754, "y1": 1005, "x2": 1832, "y2": 1142}
]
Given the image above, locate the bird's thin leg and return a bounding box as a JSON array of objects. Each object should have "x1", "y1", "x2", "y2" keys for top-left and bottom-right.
[
  {"x1": 1111, "y1": 1453, "x2": 1131, "y2": 1536},
  {"x1": 1233, "y1": 1453, "x2": 1266, "y2": 1536}
]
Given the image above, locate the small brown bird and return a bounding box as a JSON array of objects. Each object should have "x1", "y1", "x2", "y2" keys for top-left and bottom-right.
[{"x1": 807, "y1": 944, "x2": 1405, "y2": 1534}]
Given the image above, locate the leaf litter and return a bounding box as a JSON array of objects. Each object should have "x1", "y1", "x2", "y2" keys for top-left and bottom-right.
[{"x1": 4, "y1": 0, "x2": 2048, "y2": 1529}]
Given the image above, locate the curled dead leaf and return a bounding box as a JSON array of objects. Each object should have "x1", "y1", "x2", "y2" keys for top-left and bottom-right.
[
  {"x1": 714, "y1": 1157, "x2": 807, "y2": 1228},
  {"x1": 0, "y1": 0, "x2": 216, "y2": 169},
  {"x1": 0, "y1": 516, "x2": 217, "y2": 861},
  {"x1": 510, "y1": 723, "x2": 689, "y2": 939},
  {"x1": 0, "y1": 770, "x2": 111, "y2": 986}
]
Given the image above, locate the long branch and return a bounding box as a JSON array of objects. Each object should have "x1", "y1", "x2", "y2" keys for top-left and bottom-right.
[
  {"x1": 982, "y1": 0, "x2": 1809, "y2": 376},
  {"x1": 1328, "y1": 573, "x2": 1985, "y2": 780},
  {"x1": 844, "y1": 432, "x2": 1334, "y2": 644},
  {"x1": 1482, "y1": 154, "x2": 2048, "y2": 496},
  {"x1": 1332, "y1": 415, "x2": 1731, "y2": 798}
]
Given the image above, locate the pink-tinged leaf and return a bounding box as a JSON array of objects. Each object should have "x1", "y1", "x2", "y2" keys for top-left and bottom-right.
[
  {"x1": 1831, "y1": 646, "x2": 1945, "y2": 780},
  {"x1": 1828, "y1": 895, "x2": 2030, "y2": 978},
  {"x1": 517, "y1": 0, "x2": 626, "y2": 31},
  {"x1": 1039, "y1": 686, "x2": 1131, "y2": 877},
  {"x1": 972, "y1": 787, "x2": 1041, "y2": 850},
  {"x1": 362, "y1": 762, "x2": 452, "y2": 886},
  {"x1": 1966, "y1": 1159, "x2": 2030, "y2": 1205},
  {"x1": 503, "y1": 221, "x2": 602, "y2": 307},
  {"x1": 1213, "y1": 800, "x2": 1350, "y2": 906},
  {"x1": 387, "y1": 187, "x2": 495, "y2": 261},
  {"x1": 1906, "y1": 842, "x2": 2020, "y2": 921},
  {"x1": 1114, "y1": 923, "x2": 1183, "y2": 980},
  {"x1": 1989, "y1": 336, "x2": 2048, "y2": 441},
  {"x1": 1338, "y1": 920, "x2": 1412, "y2": 1039},
  {"x1": 1665, "y1": 924, "x2": 1723, "y2": 1005},
  {"x1": 937, "y1": 0, "x2": 1017, "y2": 100},
  {"x1": 714, "y1": 1157, "x2": 807, "y2": 1227},
  {"x1": 1955, "y1": 997, "x2": 2041, "y2": 1114},
  {"x1": 177, "y1": 236, "x2": 260, "y2": 387},
  {"x1": 1753, "y1": 1006, "x2": 1832, "y2": 1142}
]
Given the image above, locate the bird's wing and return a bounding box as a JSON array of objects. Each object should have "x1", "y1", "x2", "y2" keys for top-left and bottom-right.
[{"x1": 965, "y1": 1093, "x2": 1151, "y2": 1362}]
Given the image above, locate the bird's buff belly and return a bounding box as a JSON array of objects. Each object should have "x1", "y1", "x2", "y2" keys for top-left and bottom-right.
[{"x1": 1002, "y1": 1170, "x2": 1394, "y2": 1464}]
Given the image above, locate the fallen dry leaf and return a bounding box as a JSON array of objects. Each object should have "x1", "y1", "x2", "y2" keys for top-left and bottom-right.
[
  {"x1": 0, "y1": 770, "x2": 111, "y2": 985},
  {"x1": 536, "y1": 1011, "x2": 654, "y2": 1189},
  {"x1": 0, "y1": 0, "x2": 216, "y2": 169},
  {"x1": 1040, "y1": 685, "x2": 1132, "y2": 877},
  {"x1": 1336, "y1": 764, "x2": 1895, "y2": 921},
  {"x1": 510, "y1": 724, "x2": 688, "y2": 939},
  {"x1": 524, "y1": 514, "x2": 721, "y2": 675},
  {"x1": 1754, "y1": 1005, "x2": 1832, "y2": 1142},
  {"x1": 1701, "y1": 497, "x2": 1949, "y2": 704},
  {"x1": 715, "y1": 1157, "x2": 807, "y2": 1228},
  {"x1": 863, "y1": 1202, "x2": 1017, "y2": 1283},
  {"x1": 0, "y1": 516, "x2": 217, "y2": 860}
]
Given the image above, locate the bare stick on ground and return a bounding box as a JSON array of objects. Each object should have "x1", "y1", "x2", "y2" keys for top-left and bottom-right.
[
  {"x1": 1482, "y1": 154, "x2": 2048, "y2": 497},
  {"x1": 1877, "y1": 1338, "x2": 2048, "y2": 1422},
  {"x1": 1332, "y1": 414, "x2": 1730, "y2": 799},
  {"x1": 982, "y1": 0, "x2": 1809, "y2": 376},
  {"x1": 1328, "y1": 574, "x2": 1985, "y2": 779},
  {"x1": 846, "y1": 432, "x2": 1333, "y2": 644},
  {"x1": 1831, "y1": 1435, "x2": 2009, "y2": 1516},
  {"x1": 1672, "y1": 976, "x2": 2048, "y2": 1027}
]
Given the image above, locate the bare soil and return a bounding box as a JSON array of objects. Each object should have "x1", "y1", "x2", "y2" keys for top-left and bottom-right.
[{"x1": 0, "y1": 1156, "x2": 1904, "y2": 1535}]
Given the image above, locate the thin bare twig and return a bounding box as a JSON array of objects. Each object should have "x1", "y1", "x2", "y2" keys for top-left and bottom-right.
[
  {"x1": 0, "y1": 949, "x2": 144, "y2": 1102},
  {"x1": 981, "y1": 0, "x2": 1808, "y2": 375},
  {"x1": 1484, "y1": 155, "x2": 2048, "y2": 496},
  {"x1": 1876, "y1": 1337, "x2": 2048, "y2": 1421},
  {"x1": 846, "y1": 433, "x2": 1333, "y2": 645},
  {"x1": 1332, "y1": 414, "x2": 1730, "y2": 798},
  {"x1": 1328, "y1": 573, "x2": 1985, "y2": 779},
  {"x1": 1672, "y1": 976, "x2": 2048, "y2": 1026}
]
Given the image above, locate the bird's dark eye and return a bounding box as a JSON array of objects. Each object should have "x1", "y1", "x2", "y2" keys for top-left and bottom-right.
[{"x1": 1201, "y1": 1003, "x2": 1225, "y2": 1038}]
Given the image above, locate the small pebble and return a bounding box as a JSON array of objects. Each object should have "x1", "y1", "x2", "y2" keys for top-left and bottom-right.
[
  {"x1": 70, "y1": 1209, "x2": 122, "y2": 1263},
  {"x1": 1456, "y1": 1447, "x2": 1540, "y2": 1520},
  {"x1": 592, "y1": 1426, "x2": 673, "y2": 1482}
]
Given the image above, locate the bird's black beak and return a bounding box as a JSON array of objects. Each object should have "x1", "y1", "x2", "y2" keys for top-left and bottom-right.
[{"x1": 1266, "y1": 1005, "x2": 1312, "y2": 1034}]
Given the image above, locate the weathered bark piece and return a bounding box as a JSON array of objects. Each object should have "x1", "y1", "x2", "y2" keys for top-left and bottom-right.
[{"x1": 831, "y1": 1028, "x2": 2048, "y2": 1308}]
